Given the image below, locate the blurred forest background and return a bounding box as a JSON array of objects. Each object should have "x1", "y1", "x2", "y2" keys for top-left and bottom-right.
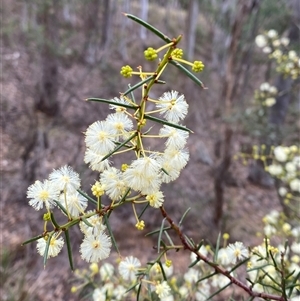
[{"x1": 1, "y1": 0, "x2": 299, "y2": 300}]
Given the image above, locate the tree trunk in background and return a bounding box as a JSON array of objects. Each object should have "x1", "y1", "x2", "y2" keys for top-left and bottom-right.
[
  {"x1": 83, "y1": 0, "x2": 101, "y2": 64},
  {"x1": 213, "y1": 0, "x2": 256, "y2": 227},
  {"x1": 20, "y1": 0, "x2": 60, "y2": 194},
  {"x1": 35, "y1": 0, "x2": 60, "y2": 117},
  {"x1": 140, "y1": 0, "x2": 148, "y2": 41},
  {"x1": 213, "y1": 127, "x2": 232, "y2": 225},
  {"x1": 288, "y1": 0, "x2": 300, "y2": 42},
  {"x1": 235, "y1": 1, "x2": 261, "y2": 108},
  {"x1": 21, "y1": 0, "x2": 38, "y2": 32},
  {"x1": 119, "y1": 0, "x2": 130, "y2": 60},
  {"x1": 163, "y1": 0, "x2": 184, "y2": 38},
  {"x1": 269, "y1": 75, "x2": 293, "y2": 129},
  {"x1": 62, "y1": 0, "x2": 76, "y2": 25},
  {"x1": 21, "y1": 1, "x2": 29, "y2": 32},
  {"x1": 185, "y1": 0, "x2": 199, "y2": 60},
  {"x1": 101, "y1": 0, "x2": 111, "y2": 47},
  {"x1": 211, "y1": 0, "x2": 237, "y2": 75},
  {"x1": 222, "y1": 1, "x2": 254, "y2": 114}
]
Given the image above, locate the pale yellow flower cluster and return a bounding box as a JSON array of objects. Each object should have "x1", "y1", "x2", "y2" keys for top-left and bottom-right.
[
  {"x1": 266, "y1": 146, "x2": 300, "y2": 199},
  {"x1": 254, "y1": 82, "x2": 278, "y2": 107},
  {"x1": 251, "y1": 214, "x2": 300, "y2": 297},
  {"x1": 255, "y1": 30, "x2": 300, "y2": 79},
  {"x1": 27, "y1": 166, "x2": 113, "y2": 263},
  {"x1": 83, "y1": 89, "x2": 191, "y2": 213}
]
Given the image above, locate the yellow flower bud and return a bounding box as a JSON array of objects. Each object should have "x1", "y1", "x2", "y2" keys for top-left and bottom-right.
[
  {"x1": 223, "y1": 233, "x2": 230, "y2": 240},
  {"x1": 43, "y1": 212, "x2": 51, "y2": 221},
  {"x1": 282, "y1": 223, "x2": 291, "y2": 233},
  {"x1": 192, "y1": 60, "x2": 205, "y2": 72},
  {"x1": 165, "y1": 259, "x2": 172, "y2": 267},
  {"x1": 71, "y1": 286, "x2": 77, "y2": 293},
  {"x1": 144, "y1": 47, "x2": 157, "y2": 61},
  {"x1": 172, "y1": 48, "x2": 183, "y2": 59},
  {"x1": 121, "y1": 164, "x2": 128, "y2": 172},
  {"x1": 120, "y1": 65, "x2": 133, "y2": 78},
  {"x1": 91, "y1": 181, "x2": 105, "y2": 197},
  {"x1": 89, "y1": 262, "x2": 99, "y2": 274},
  {"x1": 135, "y1": 220, "x2": 145, "y2": 230}
]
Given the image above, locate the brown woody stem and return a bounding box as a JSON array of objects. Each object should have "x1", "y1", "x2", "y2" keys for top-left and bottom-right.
[{"x1": 159, "y1": 206, "x2": 286, "y2": 301}]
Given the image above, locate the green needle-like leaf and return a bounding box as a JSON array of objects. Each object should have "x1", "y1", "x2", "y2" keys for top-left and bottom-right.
[
  {"x1": 189, "y1": 257, "x2": 200, "y2": 268},
  {"x1": 247, "y1": 263, "x2": 270, "y2": 272},
  {"x1": 123, "y1": 76, "x2": 155, "y2": 96},
  {"x1": 264, "y1": 236, "x2": 269, "y2": 258},
  {"x1": 125, "y1": 281, "x2": 140, "y2": 294},
  {"x1": 138, "y1": 203, "x2": 150, "y2": 219},
  {"x1": 196, "y1": 271, "x2": 217, "y2": 284},
  {"x1": 246, "y1": 277, "x2": 255, "y2": 286},
  {"x1": 179, "y1": 207, "x2": 191, "y2": 226},
  {"x1": 22, "y1": 234, "x2": 44, "y2": 245},
  {"x1": 101, "y1": 132, "x2": 138, "y2": 161},
  {"x1": 136, "y1": 283, "x2": 142, "y2": 301},
  {"x1": 158, "y1": 261, "x2": 167, "y2": 281},
  {"x1": 43, "y1": 232, "x2": 55, "y2": 267},
  {"x1": 113, "y1": 188, "x2": 131, "y2": 211},
  {"x1": 77, "y1": 189, "x2": 97, "y2": 205},
  {"x1": 157, "y1": 218, "x2": 166, "y2": 253},
  {"x1": 125, "y1": 13, "x2": 172, "y2": 43},
  {"x1": 145, "y1": 226, "x2": 171, "y2": 237},
  {"x1": 169, "y1": 60, "x2": 206, "y2": 88},
  {"x1": 287, "y1": 271, "x2": 300, "y2": 297},
  {"x1": 286, "y1": 268, "x2": 296, "y2": 280},
  {"x1": 87, "y1": 98, "x2": 138, "y2": 110},
  {"x1": 50, "y1": 212, "x2": 60, "y2": 229},
  {"x1": 213, "y1": 233, "x2": 221, "y2": 263},
  {"x1": 54, "y1": 200, "x2": 69, "y2": 215},
  {"x1": 127, "y1": 84, "x2": 136, "y2": 104},
  {"x1": 81, "y1": 292, "x2": 93, "y2": 300},
  {"x1": 206, "y1": 282, "x2": 232, "y2": 300},
  {"x1": 104, "y1": 214, "x2": 119, "y2": 254},
  {"x1": 196, "y1": 240, "x2": 204, "y2": 251},
  {"x1": 266, "y1": 274, "x2": 282, "y2": 288},
  {"x1": 184, "y1": 235, "x2": 195, "y2": 248},
  {"x1": 259, "y1": 277, "x2": 282, "y2": 292},
  {"x1": 229, "y1": 257, "x2": 250, "y2": 273},
  {"x1": 144, "y1": 115, "x2": 193, "y2": 132},
  {"x1": 65, "y1": 229, "x2": 74, "y2": 270},
  {"x1": 81, "y1": 216, "x2": 93, "y2": 227},
  {"x1": 269, "y1": 250, "x2": 278, "y2": 269},
  {"x1": 147, "y1": 284, "x2": 153, "y2": 301},
  {"x1": 164, "y1": 230, "x2": 174, "y2": 246},
  {"x1": 161, "y1": 167, "x2": 169, "y2": 175}
]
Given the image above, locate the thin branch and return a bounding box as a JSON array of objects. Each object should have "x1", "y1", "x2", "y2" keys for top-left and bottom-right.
[{"x1": 159, "y1": 206, "x2": 286, "y2": 301}]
